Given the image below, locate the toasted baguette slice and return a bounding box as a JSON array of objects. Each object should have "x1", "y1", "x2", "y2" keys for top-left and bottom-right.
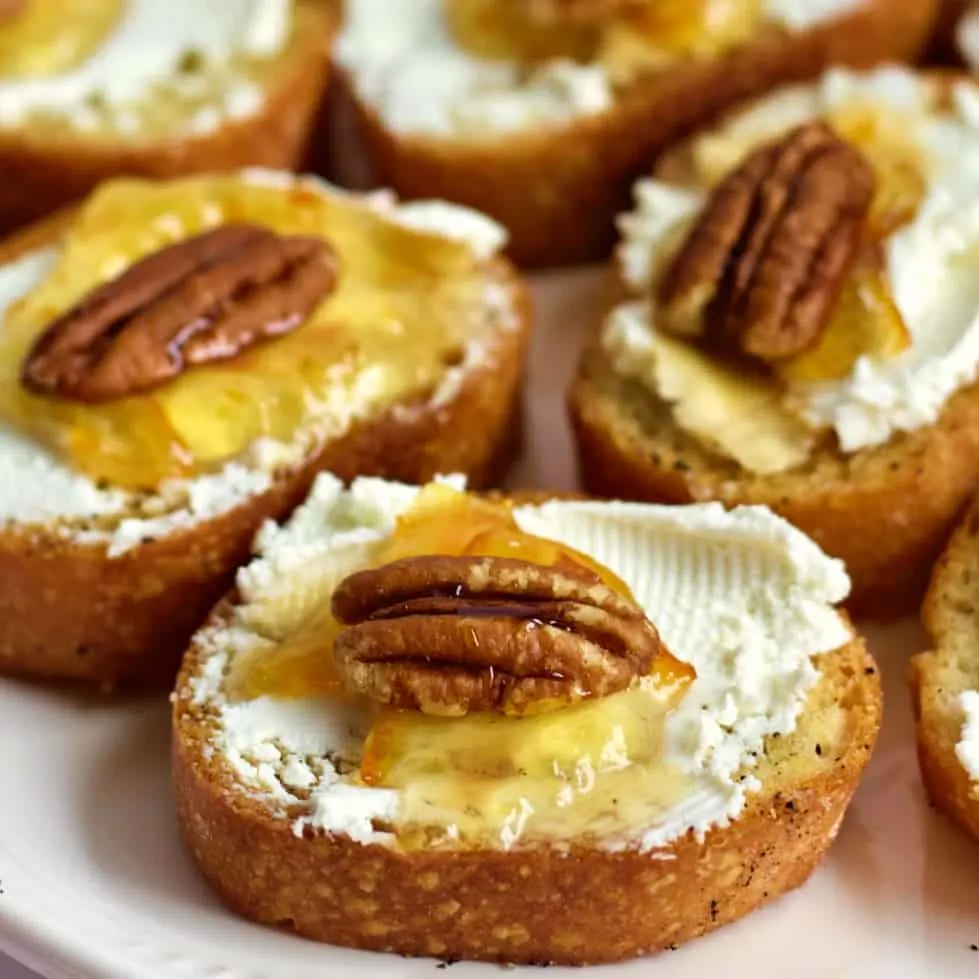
[
  {"x1": 172, "y1": 484, "x2": 881, "y2": 966},
  {"x1": 0, "y1": 1, "x2": 336, "y2": 235},
  {"x1": 0, "y1": 185, "x2": 531, "y2": 691},
  {"x1": 336, "y1": 0, "x2": 936, "y2": 268},
  {"x1": 570, "y1": 347, "x2": 979, "y2": 618},
  {"x1": 911, "y1": 498, "x2": 979, "y2": 842}
]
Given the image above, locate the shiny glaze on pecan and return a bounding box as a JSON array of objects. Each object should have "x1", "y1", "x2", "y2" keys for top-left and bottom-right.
[
  {"x1": 331, "y1": 554, "x2": 668, "y2": 716},
  {"x1": 657, "y1": 121, "x2": 877, "y2": 362},
  {"x1": 21, "y1": 224, "x2": 338, "y2": 403}
]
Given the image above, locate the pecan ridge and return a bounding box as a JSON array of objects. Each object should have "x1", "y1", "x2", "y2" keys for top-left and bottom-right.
[
  {"x1": 331, "y1": 554, "x2": 668, "y2": 717},
  {"x1": 656, "y1": 120, "x2": 877, "y2": 362},
  {"x1": 21, "y1": 223, "x2": 339, "y2": 403}
]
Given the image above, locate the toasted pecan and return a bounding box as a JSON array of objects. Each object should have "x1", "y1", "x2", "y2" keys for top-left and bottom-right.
[
  {"x1": 20, "y1": 224, "x2": 338, "y2": 403},
  {"x1": 657, "y1": 120, "x2": 876, "y2": 361},
  {"x1": 331, "y1": 554, "x2": 667, "y2": 716}
]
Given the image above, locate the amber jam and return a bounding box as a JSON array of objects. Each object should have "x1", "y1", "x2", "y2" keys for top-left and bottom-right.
[
  {"x1": 0, "y1": 176, "x2": 492, "y2": 490},
  {"x1": 228, "y1": 485, "x2": 697, "y2": 849},
  {"x1": 444, "y1": 0, "x2": 762, "y2": 75},
  {"x1": 0, "y1": 0, "x2": 124, "y2": 79}
]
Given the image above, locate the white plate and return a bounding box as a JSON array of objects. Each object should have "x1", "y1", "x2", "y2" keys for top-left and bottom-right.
[{"x1": 1, "y1": 271, "x2": 978, "y2": 979}]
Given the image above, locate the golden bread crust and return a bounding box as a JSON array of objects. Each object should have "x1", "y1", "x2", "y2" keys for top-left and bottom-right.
[
  {"x1": 338, "y1": 0, "x2": 937, "y2": 268},
  {"x1": 911, "y1": 497, "x2": 979, "y2": 842},
  {"x1": 172, "y1": 597, "x2": 881, "y2": 965},
  {"x1": 0, "y1": 1, "x2": 337, "y2": 235},
  {"x1": 0, "y1": 204, "x2": 532, "y2": 691},
  {"x1": 569, "y1": 333, "x2": 979, "y2": 618}
]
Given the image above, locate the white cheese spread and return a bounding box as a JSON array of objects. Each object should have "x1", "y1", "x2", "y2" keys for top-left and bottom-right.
[
  {"x1": 0, "y1": 0, "x2": 291, "y2": 133},
  {"x1": 190, "y1": 473, "x2": 852, "y2": 852},
  {"x1": 0, "y1": 173, "x2": 510, "y2": 554},
  {"x1": 958, "y1": 5, "x2": 979, "y2": 71},
  {"x1": 605, "y1": 66, "x2": 979, "y2": 458},
  {"x1": 957, "y1": 690, "x2": 979, "y2": 782},
  {"x1": 337, "y1": 0, "x2": 862, "y2": 137}
]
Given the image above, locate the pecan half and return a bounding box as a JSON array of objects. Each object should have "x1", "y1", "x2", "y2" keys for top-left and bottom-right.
[
  {"x1": 656, "y1": 121, "x2": 876, "y2": 362},
  {"x1": 331, "y1": 554, "x2": 668, "y2": 717},
  {"x1": 20, "y1": 224, "x2": 338, "y2": 403}
]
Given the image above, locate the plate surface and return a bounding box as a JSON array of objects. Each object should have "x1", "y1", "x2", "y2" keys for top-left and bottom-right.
[{"x1": 1, "y1": 271, "x2": 978, "y2": 979}]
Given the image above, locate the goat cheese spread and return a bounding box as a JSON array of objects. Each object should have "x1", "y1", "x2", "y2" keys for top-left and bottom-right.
[{"x1": 957, "y1": 690, "x2": 979, "y2": 781}]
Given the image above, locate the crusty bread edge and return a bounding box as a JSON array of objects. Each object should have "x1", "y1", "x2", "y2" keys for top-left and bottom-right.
[
  {"x1": 0, "y1": 0, "x2": 338, "y2": 235},
  {"x1": 0, "y1": 201, "x2": 532, "y2": 691},
  {"x1": 335, "y1": 0, "x2": 937, "y2": 268},
  {"x1": 910, "y1": 498, "x2": 979, "y2": 842},
  {"x1": 172, "y1": 589, "x2": 882, "y2": 965}
]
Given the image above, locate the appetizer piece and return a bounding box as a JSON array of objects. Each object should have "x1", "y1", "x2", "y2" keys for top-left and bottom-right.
[
  {"x1": 173, "y1": 475, "x2": 880, "y2": 965},
  {"x1": 0, "y1": 171, "x2": 529, "y2": 688}
]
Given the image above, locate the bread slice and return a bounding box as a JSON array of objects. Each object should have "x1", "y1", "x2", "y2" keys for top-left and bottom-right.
[
  {"x1": 0, "y1": 0, "x2": 337, "y2": 235},
  {"x1": 336, "y1": 0, "x2": 936, "y2": 268},
  {"x1": 172, "y1": 481, "x2": 881, "y2": 966},
  {"x1": 911, "y1": 497, "x2": 979, "y2": 842},
  {"x1": 0, "y1": 180, "x2": 531, "y2": 691}
]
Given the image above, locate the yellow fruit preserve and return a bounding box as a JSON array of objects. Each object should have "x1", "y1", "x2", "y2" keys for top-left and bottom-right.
[
  {"x1": 0, "y1": 0, "x2": 124, "y2": 79},
  {"x1": 444, "y1": 0, "x2": 597, "y2": 62},
  {"x1": 444, "y1": 0, "x2": 762, "y2": 75},
  {"x1": 598, "y1": 0, "x2": 761, "y2": 80},
  {"x1": 0, "y1": 176, "x2": 495, "y2": 490},
  {"x1": 228, "y1": 485, "x2": 697, "y2": 849}
]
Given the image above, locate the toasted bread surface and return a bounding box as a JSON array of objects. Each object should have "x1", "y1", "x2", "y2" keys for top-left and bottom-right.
[
  {"x1": 338, "y1": 0, "x2": 936, "y2": 268},
  {"x1": 569, "y1": 335, "x2": 979, "y2": 619},
  {"x1": 0, "y1": 203, "x2": 531, "y2": 691},
  {"x1": 172, "y1": 596, "x2": 880, "y2": 966},
  {"x1": 0, "y1": 1, "x2": 337, "y2": 235},
  {"x1": 911, "y1": 497, "x2": 979, "y2": 842}
]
